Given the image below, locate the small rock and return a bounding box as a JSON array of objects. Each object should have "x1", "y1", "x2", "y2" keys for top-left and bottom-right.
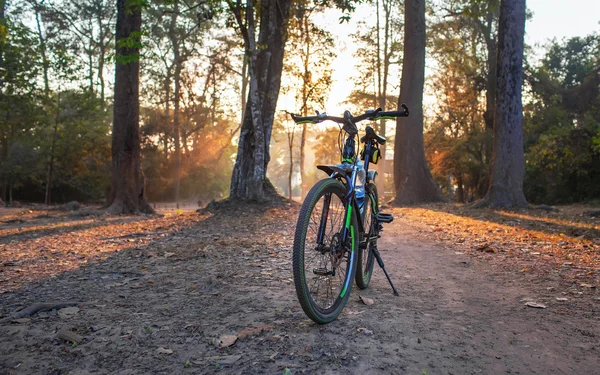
[
  {"x1": 525, "y1": 302, "x2": 547, "y2": 309},
  {"x1": 359, "y1": 295, "x2": 375, "y2": 305}
]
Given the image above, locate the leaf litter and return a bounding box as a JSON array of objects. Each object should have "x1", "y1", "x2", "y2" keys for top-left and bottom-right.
[{"x1": 0, "y1": 201, "x2": 598, "y2": 373}]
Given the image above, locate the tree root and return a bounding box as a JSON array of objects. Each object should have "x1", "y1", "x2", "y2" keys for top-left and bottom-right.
[{"x1": 0, "y1": 301, "x2": 81, "y2": 324}]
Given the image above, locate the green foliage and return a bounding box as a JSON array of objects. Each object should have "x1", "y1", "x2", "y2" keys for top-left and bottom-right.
[{"x1": 523, "y1": 33, "x2": 600, "y2": 204}]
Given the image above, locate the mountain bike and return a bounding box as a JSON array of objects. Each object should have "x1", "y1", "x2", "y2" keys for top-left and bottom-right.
[{"x1": 290, "y1": 104, "x2": 409, "y2": 324}]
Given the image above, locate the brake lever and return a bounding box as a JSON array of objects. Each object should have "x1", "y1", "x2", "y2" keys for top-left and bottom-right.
[
  {"x1": 365, "y1": 107, "x2": 382, "y2": 120},
  {"x1": 401, "y1": 103, "x2": 409, "y2": 115}
]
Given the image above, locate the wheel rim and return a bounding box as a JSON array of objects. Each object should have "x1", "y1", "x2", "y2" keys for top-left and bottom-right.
[{"x1": 303, "y1": 192, "x2": 350, "y2": 312}]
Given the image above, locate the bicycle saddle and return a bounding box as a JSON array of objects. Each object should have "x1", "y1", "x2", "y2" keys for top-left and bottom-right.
[{"x1": 361, "y1": 126, "x2": 386, "y2": 145}]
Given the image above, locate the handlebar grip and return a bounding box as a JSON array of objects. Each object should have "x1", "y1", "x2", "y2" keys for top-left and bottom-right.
[
  {"x1": 291, "y1": 114, "x2": 319, "y2": 123},
  {"x1": 379, "y1": 104, "x2": 409, "y2": 117}
]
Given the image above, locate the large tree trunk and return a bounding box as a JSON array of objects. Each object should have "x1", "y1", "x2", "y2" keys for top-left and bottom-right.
[
  {"x1": 0, "y1": 0, "x2": 6, "y2": 205},
  {"x1": 229, "y1": 0, "x2": 292, "y2": 201},
  {"x1": 392, "y1": 0, "x2": 445, "y2": 204},
  {"x1": 106, "y1": 0, "x2": 153, "y2": 214},
  {"x1": 475, "y1": 0, "x2": 528, "y2": 208}
]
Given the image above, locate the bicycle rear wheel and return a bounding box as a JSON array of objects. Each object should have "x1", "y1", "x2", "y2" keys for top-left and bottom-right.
[
  {"x1": 293, "y1": 178, "x2": 358, "y2": 324},
  {"x1": 356, "y1": 183, "x2": 377, "y2": 289}
]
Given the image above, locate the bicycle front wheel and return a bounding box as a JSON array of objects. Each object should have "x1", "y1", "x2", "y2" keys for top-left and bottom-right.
[{"x1": 293, "y1": 178, "x2": 358, "y2": 324}]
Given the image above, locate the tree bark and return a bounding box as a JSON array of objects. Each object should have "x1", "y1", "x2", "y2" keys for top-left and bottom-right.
[
  {"x1": 392, "y1": 0, "x2": 445, "y2": 204},
  {"x1": 106, "y1": 0, "x2": 153, "y2": 214},
  {"x1": 474, "y1": 0, "x2": 528, "y2": 209},
  {"x1": 45, "y1": 92, "x2": 60, "y2": 205},
  {"x1": 229, "y1": 0, "x2": 292, "y2": 201}
]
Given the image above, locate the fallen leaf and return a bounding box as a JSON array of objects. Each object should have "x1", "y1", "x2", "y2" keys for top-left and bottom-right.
[
  {"x1": 237, "y1": 325, "x2": 272, "y2": 339},
  {"x1": 157, "y1": 347, "x2": 173, "y2": 355},
  {"x1": 282, "y1": 368, "x2": 292, "y2": 375},
  {"x1": 58, "y1": 307, "x2": 80, "y2": 319},
  {"x1": 525, "y1": 302, "x2": 547, "y2": 309},
  {"x1": 359, "y1": 295, "x2": 375, "y2": 305},
  {"x1": 580, "y1": 283, "x2": 594, "y2": 288},
  {"x1": 163, "y1": 252, "x2": 175, "y2": 258},
  {"x1": 217, "y1": 335, "x2": 237, "y2": 348}
]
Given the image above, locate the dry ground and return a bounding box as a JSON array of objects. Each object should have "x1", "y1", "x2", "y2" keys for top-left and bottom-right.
[{"x1": 0, "y1": 202, "x2": 598, "y2": 374}]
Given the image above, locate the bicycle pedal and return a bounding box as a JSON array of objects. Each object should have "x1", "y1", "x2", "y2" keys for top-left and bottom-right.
[
  {"x1": 313, "y1": 268, "x2": 334, "y2": 276},
  {"x1": 376, "y1": 213, "x2": 394, "y2": 223}
]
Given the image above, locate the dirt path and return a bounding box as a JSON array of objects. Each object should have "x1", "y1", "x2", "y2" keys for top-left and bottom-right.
[{"x1": 0, "y1": 205, "x2": 598, "y2": 374}]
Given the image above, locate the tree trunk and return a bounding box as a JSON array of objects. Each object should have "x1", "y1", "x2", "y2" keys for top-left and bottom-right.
[
  {"x1": 106, "y1": 0, "x2": 154, "y2": 214},
  {"x1": 378, "y1": 0, "x2": 393, "y2": 198},
  {"x1": 475, "y1": 0, "x2": 528, "y2": 208},
  {"x1": 481, "y1": 9, "x2": 498, "y2": 198},
  {"x1": 240, "y1": 52, "x2": 249, "y2": 123},
  {"x1": 45, "y1": 92, "x2": 60, "y2": 205},
  {"x1": 456, "y1": 173, "x2": 465, "y2": 203},
  {"x1": 299, "y1": 14, "x2": 309, "y2": 201},
  {"x1": 392, "y1": 0, "x2": 445, "y2": 204},
  {"x1": 172, "y1": 60, "x2": 182, "y2": 208},
  {"x1": 229, "y1": 0, "x2": 292, "y2": 201},
  {"x1": 167, "y1": 5, "x2": 182, "y2": 208},
  {"x1": 288, "y1": 131, "x2": 294, "y2": 200}
]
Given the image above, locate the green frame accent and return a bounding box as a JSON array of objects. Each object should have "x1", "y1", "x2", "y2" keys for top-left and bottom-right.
[
  {"x1": 339, "y1": 225, "x2": 355, "y2": 298},
  {"x1": 345, "y1": 205, "x2": 352, "y2": 228}
]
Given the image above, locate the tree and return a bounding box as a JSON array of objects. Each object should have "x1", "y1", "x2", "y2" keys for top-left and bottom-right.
[
  {"x1": 523, "y1": 33, "x2": 600, "y2": 203},
  {"x1": 431, "y1": 0, "x2": 499, "y2": 198},
  {"x1": 227, "y1": 0, "x2": 292, "y2": 201},
  {"x1": 474, "y1": 0, "x2": 528, "y2": 208},
  {"x1": 392, "y1": 0, "x2": 445, "y2": 204},
  {"x1": 348, "y1": 0, "x2": 403, "y2": 196},
  {"x1": 106, "y1": 0, "x2": 153, "y2": 214},
  {"x1": 284, "y1": 2, "x2": 335, "y2": 200}
]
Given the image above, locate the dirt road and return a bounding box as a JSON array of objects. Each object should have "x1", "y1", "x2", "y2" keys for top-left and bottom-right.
[{"x1": 0, "y1": 205, "x2": 598, "y2": 374}]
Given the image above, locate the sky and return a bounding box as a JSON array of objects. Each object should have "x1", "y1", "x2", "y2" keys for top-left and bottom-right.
[{"x1": 296, "y1": 1, "x2": 600, "y2": 115}]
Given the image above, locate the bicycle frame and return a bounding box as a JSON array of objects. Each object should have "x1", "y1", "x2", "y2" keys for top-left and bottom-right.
[{"x1": 319, "y1": 131, "x2": 379, "y2": 255}]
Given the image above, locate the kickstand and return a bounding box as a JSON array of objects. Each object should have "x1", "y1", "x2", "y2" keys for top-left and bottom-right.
[{"x1": 372, "y1": 246, "x2": 399, "y2": 296}]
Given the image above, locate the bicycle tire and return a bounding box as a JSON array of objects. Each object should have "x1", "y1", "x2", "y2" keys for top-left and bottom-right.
[
  {"x1": 356, "y1": 183, "x2": 378, "y2": 289},
  {"x1": 293, "y1": 178, "x2": 359, "y2": 324}
]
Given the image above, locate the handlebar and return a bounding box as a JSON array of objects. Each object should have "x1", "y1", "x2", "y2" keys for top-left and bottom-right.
[{"x1": 290, "y1": 104, "x2": 409, "y2": 133}]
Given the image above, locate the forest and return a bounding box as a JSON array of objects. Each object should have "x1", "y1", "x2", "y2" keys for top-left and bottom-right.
[
  {"x1": 0, "y1": 0, "x2": 598, "y2": 208},
  {"x1": 1, "y1": 1, "x2": 599, "y2": 373}
]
